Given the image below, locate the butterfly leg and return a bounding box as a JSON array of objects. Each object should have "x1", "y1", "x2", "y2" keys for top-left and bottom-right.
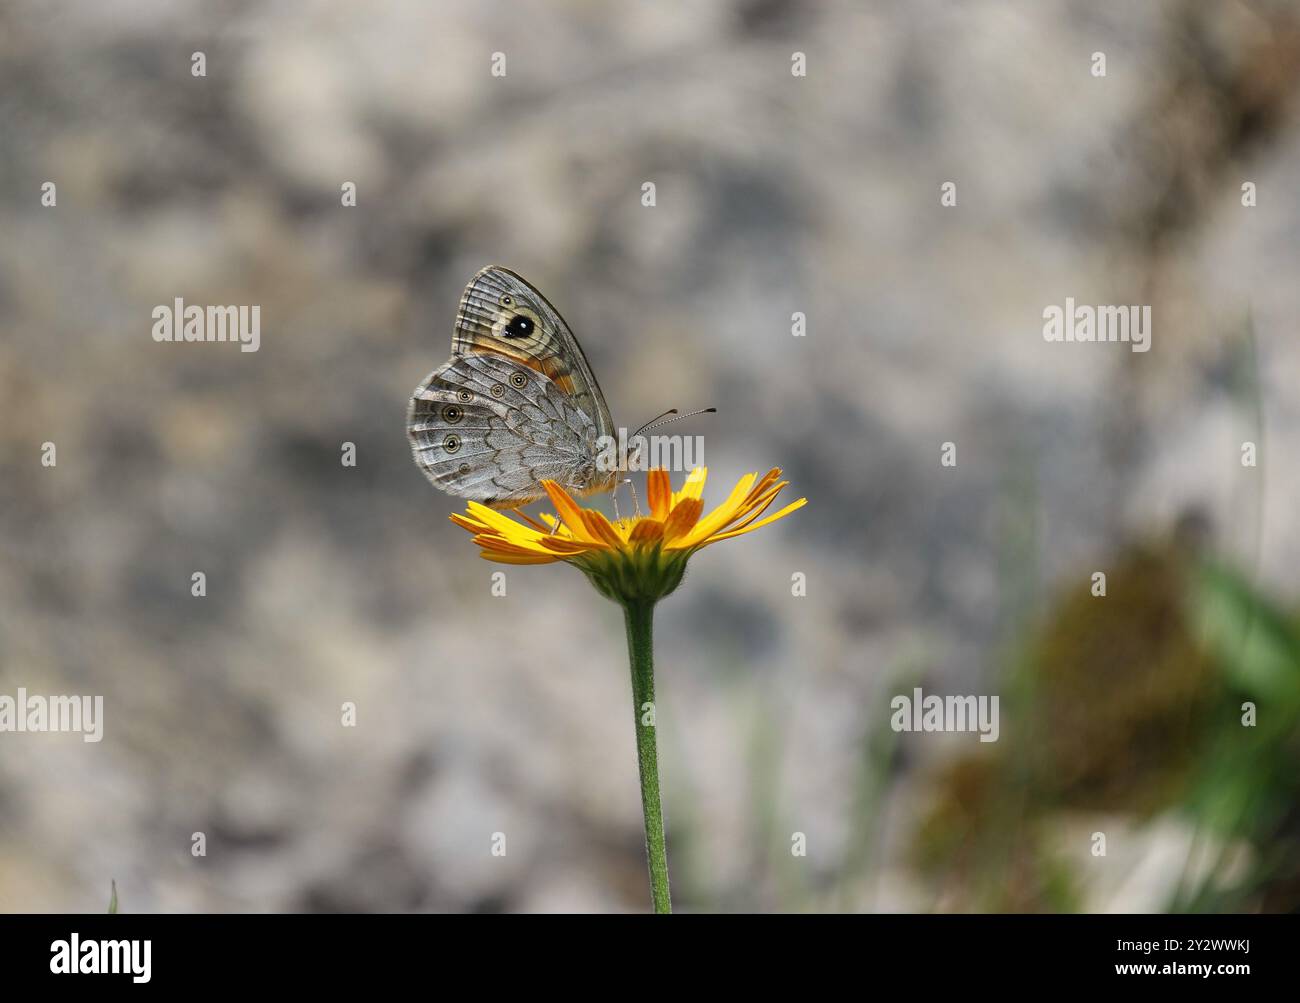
[{"x1": 610, "y1": 477, "x2": 639, "y2": 524}]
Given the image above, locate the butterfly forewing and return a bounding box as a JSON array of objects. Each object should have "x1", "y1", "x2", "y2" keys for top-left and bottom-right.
[
  {"x1": 407, "y1": 267, "x2": 618, "y2": 508},
  {"x1": 452, "y1": 267, "x2": 615, "y2": 441}
]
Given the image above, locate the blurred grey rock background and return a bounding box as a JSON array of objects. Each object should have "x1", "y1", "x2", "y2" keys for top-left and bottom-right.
[{"x1": 1, "y1": 0, "x2": 1298, "y2": 911}]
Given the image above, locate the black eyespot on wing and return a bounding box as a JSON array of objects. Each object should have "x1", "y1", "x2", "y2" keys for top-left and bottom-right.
[{"x1": 504, "y1": 315, "x2": 534, "y2": 339}]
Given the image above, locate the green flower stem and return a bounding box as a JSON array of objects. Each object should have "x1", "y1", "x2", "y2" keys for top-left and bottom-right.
[{"x1": 622, "y1": 598, "x2": 671, "y2": 914}]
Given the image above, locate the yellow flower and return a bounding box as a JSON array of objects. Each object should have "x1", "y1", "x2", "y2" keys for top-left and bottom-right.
[{"x1": 449, "y1": 467, "x2": 807, "y2": 602}]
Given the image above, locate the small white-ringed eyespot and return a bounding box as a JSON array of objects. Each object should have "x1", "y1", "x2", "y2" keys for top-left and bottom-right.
[
  {"x1": 441, "y1": 404, "x2": 464, "y2": 424},
  {"x1": 490, "y1": 383, "x2": 507, "y2": 398},
  {"x1": 443, "y1": 434, "x2": 462, "y2": 453},
  {"x1": 457, "y1": 390, "x2": 474, "y2": 403},
  {"x1": 509, "y1": 372, "x2": 527, "y2": 389}
]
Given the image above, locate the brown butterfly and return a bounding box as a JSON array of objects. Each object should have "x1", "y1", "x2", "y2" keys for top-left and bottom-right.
[{"x1": 407, "y1": 266, "x2": 620, "y2": 508}]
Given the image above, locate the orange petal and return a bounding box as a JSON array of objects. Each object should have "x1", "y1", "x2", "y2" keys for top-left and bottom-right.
[
  {"x1": 628, "y1": 519, "x2": 665, "y2": 545},
  {"x1": 537, "y1": 535, "x2": 599, "y2": 554},
  {"x1": 471, "y1": 534, "x2": 548, "y2": 557},
  {"x1": 479, "y1": 552, "x2": 559, "y2": 565},
  {"x1": 541, "y1": 480, "x2": 598, "y2": 543},
  {"x1": 647, "y1": 469, "x2": 671, "y2": 520},
  {"x1": 449, "y1": 512, "x2": 489, "y2": 534},
  {"x1": 662, "y1": 497, "x2": 704, "y2": 543},
  {"x1": 580, "y1": 508, "x2": 625, "y2": 548},
  {"x1": 510, "y1": 508, "x2": 552, "y2": 533},
  {"x1": 742, "y1": 469, "x2": 783, "y2": 509}
]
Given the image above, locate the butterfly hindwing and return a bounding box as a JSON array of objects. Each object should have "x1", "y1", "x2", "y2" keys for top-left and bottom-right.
[{"x1": 408, "y1": 352, "x2": 614, "y2": 507}]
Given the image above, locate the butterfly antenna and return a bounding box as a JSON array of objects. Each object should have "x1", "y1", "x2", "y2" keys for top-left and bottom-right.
[
  {"x1": 632, "y1": 409, "x2": 678, "y2": 439},
  {"x1": 627, "y1": 408, "x2": 717, "y2": 472},
  {"x1": 633, "y1": 407, "x2": 717, "y2": 437}
]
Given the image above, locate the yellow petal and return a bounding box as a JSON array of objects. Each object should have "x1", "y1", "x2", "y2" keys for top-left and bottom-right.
[
  {"x1": 714, "y1": 476, "x2": 789, "y2": 536},
  {"x1": 705, "y1": 497, "x2": 807, "y2": 544},
  {"x1": 677, "y1": 471, "x2": 756, "y2": 547},
  {"x1": 721, "y1": 480, "x2": 789, "y2": 533},
  {"x1": 466, "y1": 501, "x2": 545, "y2": 542},
  {"x1": 673, "y1": 467, "x2": 707, "y2": 505},
  {"x1": 710, "y1": 485, "x2": 785, "y2": 537},
  {"x1": 741, "y1": 469, "x2": 783, "y2": 510}
]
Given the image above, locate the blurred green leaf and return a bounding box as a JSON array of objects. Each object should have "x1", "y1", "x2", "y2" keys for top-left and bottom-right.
[{"x1": 1191, "y1": 561, "x2": 1300, "y2": 704}]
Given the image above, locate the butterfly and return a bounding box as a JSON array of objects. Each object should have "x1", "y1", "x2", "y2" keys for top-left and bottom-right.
[{"x1": 407, "y1": 266, "x2": 620, "y2": 509}]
